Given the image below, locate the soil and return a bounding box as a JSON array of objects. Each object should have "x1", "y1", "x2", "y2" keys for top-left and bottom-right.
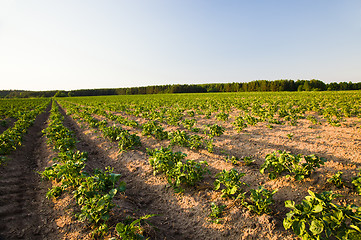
[
  {"x1": 0, "y1": 100, "x2": 360, "y2": 240},
  {"x1": 57, "y1": 102, "x2": 361, "y2": 239},
  {"x1": 0, "y1": 103, "x2": 63, "y2": 240}
]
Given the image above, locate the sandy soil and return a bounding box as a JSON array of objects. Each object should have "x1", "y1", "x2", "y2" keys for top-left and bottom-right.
[
  {"x1": 57, "y1": 102, "x2": 361, "y2": 239},
  {"x1": 0, "y1": 99, "x2": 360, "y2": 240},
  {"x1": 0, "y1": 103, "x2": 65, "y2": 240}
]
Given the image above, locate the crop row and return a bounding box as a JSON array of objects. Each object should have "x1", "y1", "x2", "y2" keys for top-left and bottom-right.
[
  {"x1": 57, "y1": 98, "x2": 361, "y2": 239},
  {"x1": 59, "y1": 101, "x2": 213, "y2": 195},
  {"x1": 57, "y1": 91, "x2": 361, "y2": 130},
  {"x1": 0, "y1": 98, "x2": 49, "y2": 122},
  {"x1": 0, "y1": 99, "x2": 50, "y2": 165},
  {"x1": 40, "y1": 101, "x2": 152, "y2": 239},
  {"x1": 59, "y1": 100, "x2": 221, "y2": 153}
]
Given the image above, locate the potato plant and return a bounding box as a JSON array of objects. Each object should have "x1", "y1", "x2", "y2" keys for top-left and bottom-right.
[
  {"x1": 216, "y1": 112, "x2": 229, "y2": 121},
  {"x1": 101, "y1": 125, "x2": 124, "y2": 141},
  {"x1": 51, "y1": 91, "x2": 361, "y2": 239},
  {"x1": 148, "y1": 147, "x2": 186, "y2": 175},
  {"x1": 241, "y1": 186, "x2": 278, "y2": 215},
  {"x1": 115, "y1": 214, "x2": 155, "y2": 240},
  {"x1": 327, "y1": 171, "x2": 344, "y2": 188},
  {"x1": 260, "y1": 151, "x2": 326, "y2": 181},
  {"x1": 352, "y1": 170, "x2": 361, "y2": 195},
  {"x1": 207, "y1": 124, "x2": 225, "y2": 137},
  {"x1": 0, "y1": 100, "x2": 49, "y2": 156},
  {"x1": 284, "y1": 190, "x2": 361, "y2": 240},
  {"x1": 232, "y1": 116, "x2": 247, "y2": 132},
  {"x1": 117, "y1": 130, "x2": 141, "y2": 152},
  {"x1": 214, "y1": 169, "x2": 248, "y2": 199},
  {"x1": 141, "y1": 120, "x2": 168, "y2": 140},
  {"x1": 148, "y1": 147, "x2": 208, "y2": 192},
  {"x1": 40, "y1": 101, "x2": 127, "y2": 238},
  {"x1": 168, "y1": 129, "x2": 204, "y2": 150},
  {"x1": 209, "y1": 202, "x2": 226, "y2": 224}
]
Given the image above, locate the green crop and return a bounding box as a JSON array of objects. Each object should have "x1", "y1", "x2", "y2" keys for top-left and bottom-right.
[
  {"x1": 167, "y1": 159, "x2": 208, "y2": 192},
  {"x1": 115, "y1": 214, "x2": 155, "y2": 240},
  {"x1": 327, "y1": 117, "x2": 341, "y2": 127},
  {"x1": 148, "y1": 147, "x2": 186, "y2": 175},
  {"x1": 244, "y1": 114, "x2": 260, "y2": 126},
  {"x1": 307, "y1": 115, "x2": 319, "y2": 125},
  {"x1": 40, "y1": 102, "x2": 126, "y2": 238},
  {"x1": 125, "y1": 119, "x2": 139, "y2": 128},
  {"x1": 169, "y1": 130, "x2": 190, "y2": 147},
  {"x1": 214, "y1": 169, "x2": 248, "y2": 199},
  {"x1": 188, "y1": 134, "x2": 204, "y2": 150},
  {"x1": 118, "y1": 130, "x2": 141, "y2": 152},
  {"x1": 148, "y1": 147, "x2": 208, "y2": 192},
  {"x1": 207, "y1": 124, "x2": 225, "y2": 137},
  {"x1": 101, "y1": 125, "x2": 124, "y2": 141},
  {"x1": 169, "y1": 130, "x2": 204, "y2": 150},
  {"x1": 74, "y1": 168, "x2": 126, "y2": 237},
  {"x1": 352, "y1": 170, "x2": 361, "y2": 195},
  {"x1": 242, "y1": 156, "x2": 255, "y2": 166},
  {"x1": 216, "y1": 112, "x2": 229, "y2": 121},
  {"x1": 241, "y1": 186, "x2": 277, "y2": 215},
  {"x1": 224, "y1": 155, "x2": 254, "y2": 166},
  {"x1": 232, "y1": 115, "x2": 247, "y2": 132},
  {"x1": 142, "y1": 120, "x2": 168, "y2": 140},
  {"x1": 224, "y1": 155, "x2": 241, "y2": 165},
  {"x1": 260, "y1": 151, "x2": 326, "y2": 181},
  {"x1": 187, "y1": 110, "x2": 195, "y2": 117},
  {"x1": 182, "y1": 118, "x2": 197, "y2": 130},
  {"x1": 327, "y1": 171, "x2": 344, "y2": 188},
  {"x1": 209, "y1": 202, "x2": 226, "y2": 224},
  {"x1": 284, "y1": 190, "x2": 361, "y2": 240},
  {"x1": 205, "y1": 138, "x2": 214, "y2": 153},
  {"x1": 0, "y1": 100, "x2": 48, "y2": 155}
]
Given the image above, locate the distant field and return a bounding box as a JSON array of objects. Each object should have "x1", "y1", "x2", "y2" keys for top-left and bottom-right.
[{"x1": 1, "y1": 91, "x2": 361, "y2": 239}]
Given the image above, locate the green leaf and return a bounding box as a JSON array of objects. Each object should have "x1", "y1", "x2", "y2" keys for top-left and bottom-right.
[
  {"x1": 308, "y1": 190, "x2": 316, "y2": 198},
  {"x1": 283, "y1": 217, "x2": 293, "y2": 230},
  {"x1": 118, "y1": 181, "x2": 126, "y2": 192},
  {"x1": 115, "y1": 222, "x2": 126, "y2": 233},
  {"x1": 285, "y1": 200, "x2": 295, "y2": 209},
  {"x1": 309, "y1": 219, "x2": 324, "y2": 235},
  {"x1": 292, "y1": 220, "x2": 305, "y2": 236},
  {"x1": 230, "y1": 186, "x2": 237, "y2": 195},
  {"x1": 348, "y1": 231, "x2": 361, "y2": 240},
  {"x1": 312, "y1": 204, "x2": 323, "y2": 213},
  {"x1": 350, "y1": 225, "x2": 361, "y2": 233},
  {"x1": 109, "y1": 188, "x2": 118, "y2": 198}
]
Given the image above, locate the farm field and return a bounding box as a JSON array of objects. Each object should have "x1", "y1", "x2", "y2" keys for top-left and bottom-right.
[{"x1": 0, "y1": 91, "x2": 361, "y2": 239}]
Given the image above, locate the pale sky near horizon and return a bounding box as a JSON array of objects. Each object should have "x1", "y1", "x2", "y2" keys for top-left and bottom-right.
[{"x1": 0, "y1": 0, "x2": 360, "y2": 91}]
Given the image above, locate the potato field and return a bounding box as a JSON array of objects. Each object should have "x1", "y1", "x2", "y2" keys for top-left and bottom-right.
[{"x1": 0, "y1": 91, "x2": 361, "y2": 240}]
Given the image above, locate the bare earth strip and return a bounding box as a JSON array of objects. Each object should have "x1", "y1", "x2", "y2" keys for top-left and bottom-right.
[{"x1": 0, "y1": 103, "x2": 64, "y2": 240}]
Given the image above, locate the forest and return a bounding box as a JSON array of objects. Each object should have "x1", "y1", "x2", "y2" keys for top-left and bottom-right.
[{"x1": 1, "y1": 79, "x2": 360, "y2": 98}]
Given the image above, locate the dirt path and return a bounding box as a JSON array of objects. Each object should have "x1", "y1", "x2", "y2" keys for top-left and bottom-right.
[{"x1": 0, "y1": 103, "x2": 60, "y2": 240}]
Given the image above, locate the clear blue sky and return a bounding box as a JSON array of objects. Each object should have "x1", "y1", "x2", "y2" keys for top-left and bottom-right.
[{"x1": 0, "y1": 0, "x2": 360, "y2": 91}]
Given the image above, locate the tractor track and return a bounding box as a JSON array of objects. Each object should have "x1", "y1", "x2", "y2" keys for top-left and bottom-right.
[{"x1": 0, "y1": 103, "x2": 60, "y2": 240}]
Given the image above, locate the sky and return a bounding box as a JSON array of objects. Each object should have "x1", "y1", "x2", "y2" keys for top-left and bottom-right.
[{"x1": 0, "y1": 0, "x2": 360, "y2": 91}]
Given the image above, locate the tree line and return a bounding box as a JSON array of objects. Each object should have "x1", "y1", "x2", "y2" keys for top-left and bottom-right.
[{"x1": 1, "y1": 79, "x2": 360, "y2": 98}]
